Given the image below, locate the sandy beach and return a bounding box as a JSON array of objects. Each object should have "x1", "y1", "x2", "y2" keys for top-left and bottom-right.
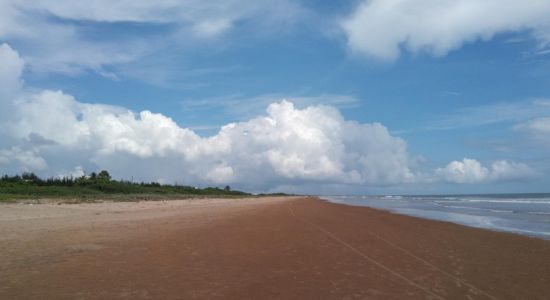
[{"x1": 1, "y1": 196, "x2": 550, "y2": 299}]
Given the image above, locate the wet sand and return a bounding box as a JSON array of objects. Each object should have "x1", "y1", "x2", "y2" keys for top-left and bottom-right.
[{"x1": 1, "y1": 196, "x2": 549, "y2": 299}]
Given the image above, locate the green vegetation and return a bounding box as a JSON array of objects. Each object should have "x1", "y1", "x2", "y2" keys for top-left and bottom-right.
[{"x1": 0, "y1": 170, "x2": 252, "y2": 202}]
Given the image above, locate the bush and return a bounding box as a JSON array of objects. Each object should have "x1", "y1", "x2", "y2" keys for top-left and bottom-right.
[{"x1": 0, "y1": 170, "x2": 251, "y2": 199}]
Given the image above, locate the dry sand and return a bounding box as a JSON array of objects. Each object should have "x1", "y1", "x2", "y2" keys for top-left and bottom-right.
[{"x1": 1, "y1": 196, "x2": 549, "y2": 299}]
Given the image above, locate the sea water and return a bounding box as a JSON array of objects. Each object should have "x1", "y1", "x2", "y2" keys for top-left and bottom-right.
[{"x1": 322, "y1": 194, "x2": 550, "y2": 240}]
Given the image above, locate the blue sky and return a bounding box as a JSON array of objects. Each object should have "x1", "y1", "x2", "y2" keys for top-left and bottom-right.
[{"x1": 1, "y1": 1, "x2": 550, "y2": 194}]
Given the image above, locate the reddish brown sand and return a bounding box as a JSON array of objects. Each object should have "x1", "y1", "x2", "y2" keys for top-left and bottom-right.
[{"x1": 1, "y1": 196, "x2": 550, "y2": 299}]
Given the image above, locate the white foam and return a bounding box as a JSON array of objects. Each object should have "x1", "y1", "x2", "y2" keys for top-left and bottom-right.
[{"x1": 456, "y1": 199, "x2": 550, "y2": 204}]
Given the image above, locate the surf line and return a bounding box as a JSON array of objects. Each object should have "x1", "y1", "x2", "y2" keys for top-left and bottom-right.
[{"x1": 287, "y1": 202, "x2": 447, "y2": 300}]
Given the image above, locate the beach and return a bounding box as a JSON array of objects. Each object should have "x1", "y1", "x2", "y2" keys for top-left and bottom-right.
[{"x1": 1, "y1": 196, "x2": 549, "y2": 299}]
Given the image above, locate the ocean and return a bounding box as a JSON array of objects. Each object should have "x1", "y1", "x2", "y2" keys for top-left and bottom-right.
[{"x1": 322, "y1": 194, "x2": 550, "y2": 240}]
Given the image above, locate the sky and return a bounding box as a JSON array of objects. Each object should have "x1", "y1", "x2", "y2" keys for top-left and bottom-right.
[{"x1": 1, "y1": 0, "x2": 550, "y2": 195}]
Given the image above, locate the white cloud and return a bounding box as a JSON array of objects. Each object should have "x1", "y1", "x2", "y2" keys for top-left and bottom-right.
[
  {"x1": 515, "y1": 117, "x2": 550, "y2": 145},
  {"x1": 56, "y1": 166, "x2": 85, "y2": 179},
  {"x1": 0, "y1": 44, "x2": 415, "y2": 189},
  {"x1": 0, "y1": 43, "x2": 23, "y2": 94},
  {"x1": 435, "y1": 158, "x2": 534, "y2": 184},
  {"x1": 0, "y1": 0, "x2": 304, "y2": 75},
  {"x1": 0, "y1": 2, "x2": 146, "y2": 75},
  {"x1": 0, "y1": 43, "x2": 538, "y2": 191},
  {"x1": 28, "y1": 0, "x2": 301, "y2": 26},
  {"x1": 436, "y1": 158, "x2": 489, "y2": 184},
  {"x1": 0, "y1": 147, "x2": 48, "y2": 171},
  {"x1": 341, "y1": 0, "x2": 550, "y2": 60},
  {"x1": 181, "y1": 93, "x2": 361, "y2": 121},
  {"x1": 520, "y1": 117, "x2": 550, "y2": 134},
  {"x1": 490, "y1": 160, "x2": 535, "y2": 181},
  {"x1": 0, "y1": 43, "x2": 24, "y2": 127},
  {"x1": 6, "y1": 95, "x2": 415, "y2": 187},
  {"x1": 192, "y1": 19, "x2": 233, "y2": 38},
  {"x1": 428, "y1": 99, "x2": 550, "y2": 130}
]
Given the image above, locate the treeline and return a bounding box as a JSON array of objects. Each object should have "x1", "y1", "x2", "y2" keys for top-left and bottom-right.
[
  {"x1": 1, "y1": 170, "x2": 113, "y2": 186},
  {"x1": 0, "y1": 170, "x2": 250, "y2": 199}
]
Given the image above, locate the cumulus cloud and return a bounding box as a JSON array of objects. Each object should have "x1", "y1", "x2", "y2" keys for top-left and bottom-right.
[
  {"x1": 0, "y1": 43, "x2": 24, "y2": 128},
  {"x1": 5, "y1": 95, "x2": 415, "y2": 187},
  {"x1": 56, "y1": 166, "x2": 85, "y2": 179},
  {"x1": 435, "y1": 158, "x2": 534, "y2": 184},
  {"x1": 0, "y1": 43, "x2": 23, "y2": 94},
  {"x1": 0, "y1": 147, "x2": 48, "y2": 171},
  {"x1": 341, "y1": 0, "x2": 550, "y2": 60},
  {"x1": 0, "y1": 43, "x2": 416, "y2": 190},
  {"x1": 0, "y1": 43, "x2": 537, "y2": 191}
]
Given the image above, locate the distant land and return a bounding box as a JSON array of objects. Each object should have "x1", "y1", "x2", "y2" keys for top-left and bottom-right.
[{"x1": 0, "y1": 171, "x2": 289, "y2": 202}]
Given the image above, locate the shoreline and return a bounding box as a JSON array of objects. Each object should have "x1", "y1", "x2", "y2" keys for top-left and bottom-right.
[
  {"x1": 2, "y1": 196, "x2": 549, "y2": 299},
  {"x1": 320, "y1": 195, "x2": 550, "y2": 241}
]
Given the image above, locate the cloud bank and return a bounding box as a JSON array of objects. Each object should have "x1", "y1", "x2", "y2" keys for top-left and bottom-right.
[
  {"x1": 341, "y1": 0, "x2": 550, "y2": 60},
  {"x1": 0, "y1": 44, "x2": 535, "y2": 191},
  {"x1": 0, "y1": 43, "x2": 416, "y2": 190}
]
